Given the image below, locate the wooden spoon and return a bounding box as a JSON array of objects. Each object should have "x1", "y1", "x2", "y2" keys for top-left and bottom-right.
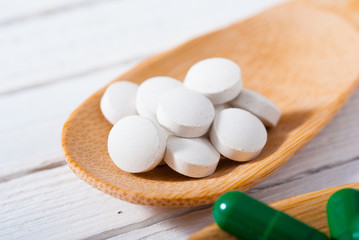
[
  {"x1": 62, "y1": 0, "x2": 359, "y2": 206},
  {"x1": 189, "y1": 182, "x2": 359, "y2": 239}
]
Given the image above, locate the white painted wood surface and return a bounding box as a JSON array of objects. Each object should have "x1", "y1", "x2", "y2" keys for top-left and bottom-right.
[
  {"x1": 1, "y1": 0, "x2": 358, "y2": 239},
  {"x1": 0, "y1": 0, "x2": 285, "y2": 94}
]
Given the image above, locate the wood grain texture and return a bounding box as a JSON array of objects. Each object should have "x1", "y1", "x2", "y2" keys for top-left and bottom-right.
[
  {"x1": 113, "y1": 207, "x2": 214, "y2": 240},
  {"x1": 0, "y1": 166, "x2": 196, "y2": 240},
  {"x1": 62, "y1": 1, "x2": 359, "y2": 206},
  {"x1": 189, "y1": 182, "x2": 359, "y2": 240},
  {"x1": 250, "y1": 157, "x2": 359, "y2": 204}
]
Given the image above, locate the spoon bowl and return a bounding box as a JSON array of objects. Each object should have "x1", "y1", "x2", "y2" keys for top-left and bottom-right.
[{"x1": 62, "y1": 1, "x2": 359, "y2": 206}]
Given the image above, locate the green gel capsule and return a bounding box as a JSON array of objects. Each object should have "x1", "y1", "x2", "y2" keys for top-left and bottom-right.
[
  {"x1": 327, "y1": 188, "x2": 359, "y2": 240},
  {"x1": 213, "y1": 191, "x2": 329, "y2": 240}
]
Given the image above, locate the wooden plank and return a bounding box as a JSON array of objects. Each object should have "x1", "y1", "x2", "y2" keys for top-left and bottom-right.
[
  {"x1": 250, "y1": 156, "x2": 359, "y2": 203},
  {"x1": 0, "y1": 0, "x2": 286, "y2": 94},
  {"x1": 0, "y1": 166, "x2": 198, "y2": 239},
  {"x1": 112, "y1": 207, "x2": 214, "y2": 240},
  {"x1": 112, "y1": 159, "x2": 359, "y2": 240}
]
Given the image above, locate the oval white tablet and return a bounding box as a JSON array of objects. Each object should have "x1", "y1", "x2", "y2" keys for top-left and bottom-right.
[
  {"x1": 108, "y1": 115, "x2": 166, "y2": 173},
  {"x1": 230, "y1": 89, "x2": 281, "y2": 127},
  {"x1": 210, "y1": 108, "x2": 267, "y2": 162},
  {"x1": 157, "y1": 88, "x2": 215, "y2": 138},
  {"x1": 136, "y1": 76, "x2": 182, "y2": 120},
  {"x1": 164, "y1": 136, "x2": 220, "y2": 178},
  {"x1": 184, "y1": 58, "x2": 242, "y2": 105},
  {"x1": 100, "y1": 81, "x2": 138, "y2": 125}
]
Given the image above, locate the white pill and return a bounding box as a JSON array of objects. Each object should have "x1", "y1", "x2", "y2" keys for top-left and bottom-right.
[
  {"x1": 230, "y1": 89, "x2": 281, "y2": 127},
  {"x1": 157, "y1": 88, "x2": 215, "y2": 138},
  {"x1": 164, "y1": 136, "x2": 220, "y2": 178},
  {"x1": 100, "y1": 81, "x2": 138, "y2": 125},
  {"x1": 108, "y1": 115, "x2": 166, "y2": 173},
  {"x1": 136, "y1": 76, "x2": 182, "y2": 120},
  {"x1": 210, "y1": 108, "x2": 267, "y2": 162},
  {"x1": 184, "y1": 58, "x2": 242, "y2": 105}
]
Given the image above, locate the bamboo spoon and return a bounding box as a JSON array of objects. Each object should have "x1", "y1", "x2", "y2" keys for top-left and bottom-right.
[
  {"x1": 189, "y1": 182, "x2": 359, "y2": 240},
  {"x1": 62, "y1": 0, "x2": 359, "y2": 206}
]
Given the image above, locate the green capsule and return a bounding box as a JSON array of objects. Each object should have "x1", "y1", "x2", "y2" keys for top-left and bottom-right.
[
  {"x1": 213, "y1": 191, "x2": 329, "y2": 240},
  {"x1": 327, "y1": 188, "x2": 359, "y2": 240}
]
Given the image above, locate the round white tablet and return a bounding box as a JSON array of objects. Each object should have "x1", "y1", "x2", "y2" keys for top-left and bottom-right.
[
  {"x1": 164, "y1": 136, "x2": 220, "y2": 178},
  {"x1": 136, "y1": 76, "x2": 182, "y2": 120},
  {"x1": 184, "y1": 58, "x2": 242, "y2": 105},
  {"x1": 108, "y1": 115, "x2": 166, "y2": 173},
  {"x1": 157, "y1": 88, "x2": 215, "y2": 138},
  {"x1": 210, "y1": 108, "x2": 267, "y2": 162},
  {"x1": 230, "y1": 89, "x2": 281, "y2": 127},
  {"x1": 100, "y1": 81, "x2": 138, "y2": 125}
]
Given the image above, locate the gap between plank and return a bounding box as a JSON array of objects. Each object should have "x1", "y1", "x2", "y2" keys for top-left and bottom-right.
[
  {"x1": 247, "y1": 155, "x2": 359, "y2": 193},
  {"x1": 85, "y1": 204, "x2": 211, "y2": 240},
  {"x1": 0, "y1": 158, "x2": 66, "y2": 184},
  {"x1": 0, "y1": 54, "x2": 148, "y2": 97},
  {"x1": 137, "y1": 225, "x2": 179, "y2": 240}
]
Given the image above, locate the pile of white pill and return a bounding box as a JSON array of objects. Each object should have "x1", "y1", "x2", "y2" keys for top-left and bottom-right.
[{"x1": 102, "y1": 58, "x2": 281, "y2": 178}]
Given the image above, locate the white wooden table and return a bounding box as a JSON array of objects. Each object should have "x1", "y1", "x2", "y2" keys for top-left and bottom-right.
[{"x1": 1, "y1": 0, "x2": 359, "y2": 239}]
